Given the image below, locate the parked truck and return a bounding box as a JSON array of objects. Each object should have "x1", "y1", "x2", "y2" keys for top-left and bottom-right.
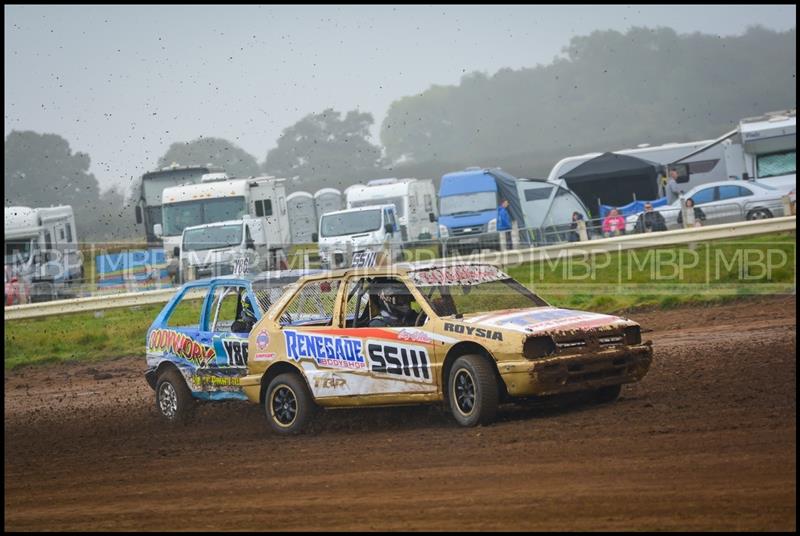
[
  {"x1": 156, "y1": 175, "x2": 290, "y2": 283},
  {"x1": 4, "y1": 205, "x2": 82, "y2": 303},
  {"x1": 345, "y1": 178, "x2": 438, "y2": 241},
  {"x1": 178, "y1": 217, "x2": 274, "y2": 281},
  {"x1": 133, "y1": 164, "x2": 226, "y2": 245},
  {"x1": 314, "y1": 204, "x2": 402, "y2": 269}
]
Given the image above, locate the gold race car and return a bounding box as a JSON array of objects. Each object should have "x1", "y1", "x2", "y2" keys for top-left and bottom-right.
[{"x1": 240, "y1": 262, "x2": 653, "y2": 434}]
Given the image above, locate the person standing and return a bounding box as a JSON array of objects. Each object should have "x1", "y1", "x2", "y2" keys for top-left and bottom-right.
[
  {"x1": 666, "y1": 168, "x2": 683, "y2": 204},
  {"x1": 497, "y1": 199, "x2": 513, "y2": 248}
]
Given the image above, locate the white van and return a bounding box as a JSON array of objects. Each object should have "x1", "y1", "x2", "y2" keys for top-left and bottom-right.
[
  {"x1": 178, "y1": 217, "x2": 275, "y2": 281},
  {"x1": 315, "y1": 205, "x2": 402, "y2": 269},
  {"x1": 346, "y1": 178, "x2": 438, "y2": 241}
]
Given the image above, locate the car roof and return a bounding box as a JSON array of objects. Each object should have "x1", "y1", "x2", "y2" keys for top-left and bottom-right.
[{"x1": 182, "y1": 268, "x2": 324, "y2": 288}]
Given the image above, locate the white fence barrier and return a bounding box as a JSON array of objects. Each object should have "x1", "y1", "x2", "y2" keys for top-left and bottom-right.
[{"x1": 4, "y1": 216, "x2": 795, "y2": 321}]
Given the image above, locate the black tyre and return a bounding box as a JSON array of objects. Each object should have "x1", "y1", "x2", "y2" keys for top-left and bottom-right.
[
  {"x1": 594, "y1": 384, "x2": 622, "y2": 404},
  {"x1": 447, "y1": 354, "x2": 499, "y2": 427},
  {"x1": 155, "y1": 368, "x2": 196, "y2": 423},
  {"x1": 746, "y1": 208, "x2": 773, "y2": 220},
  {"x1": 265, "y1": 373, "x2": 316, "y2": 435}
]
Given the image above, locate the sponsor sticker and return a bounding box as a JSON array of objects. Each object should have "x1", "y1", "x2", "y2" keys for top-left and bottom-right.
[
  {"x1": 147, "y1": 329, "x2": 216, "y2": 368},
  {"x1": 256, "y1": 330, "x2": 270, "y2": 350},
  {"x1": 410, "y1": 265, "x2": 509, "y2": 287},
  {"x1": 365, "y1": 339, "x2": 432, "y2": 383},
  {"x1": 283, "y1": 330, "x2": 367, "y2": 370}
]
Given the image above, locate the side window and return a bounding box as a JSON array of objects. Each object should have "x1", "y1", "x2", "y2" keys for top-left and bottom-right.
[
  {"x1": 737, "y1": 186, "x2": 754, "y2": 197},
  {"x1": 690, "y1": 187, "x2": 716, "y2": 205},
  {"x1": 165, "y1": 287, "x2": 207, "y2": 329},
  {"x1": 718, "y1": 185, "x2": 743, "y2": 201},
  {"x1": 255, "y1": 199, "x2": 274, "y2": 217},
  {"x1": 424, "y1": 194, "x2": 433, "y2": 213},
  {"x1": 343, "y1": 277, "x2": 372, "y2": 327},
  {"x1": 59, "y1": 227, "x2": 66, "y2": 241},
  {"x1": 207, "y1": 285, "x2": 246, "y2": 332},
  {"x1": 279, "y1": 279, "x2": 341, "y2": 327},
  {"x1": 65, "y1": 223, "x2": 72, "y2": 243}
]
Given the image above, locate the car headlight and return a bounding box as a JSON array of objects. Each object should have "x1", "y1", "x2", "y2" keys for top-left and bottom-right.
[
  {"x1": 438, "y1": 224, "x2": 449, "y2": 238},
  {"x1": 523, "y1": 335, "x2": 557, "y2": 359},
  {"x1": 623, "y1": 325, "x2": 642, "y2": 345},
  {"x1": 487, "y1": 218, "x2": 497, "y2": 233}
]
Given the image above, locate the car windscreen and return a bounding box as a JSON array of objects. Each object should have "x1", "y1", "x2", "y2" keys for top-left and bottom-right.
[
  {"x1": 320, "y1": 210, "x2": 382, "y2": 237},
  {"x1": 183, "y1": 225, "x2": 243, "y2": 251},
  {"x1": 440, "y1": 191, "x2": 496, "y2": 216},
  {"x1": 350, "y1": 196, "x2": 405, "y2": 217},
  {"x1": 162, "y1": 197, "x2": 247, "y2": 236},
  {"x1": 4, "y1": 239, "x2": 34, "y2": 265},
  {"x1": 409, "y1": 265, "x2": 548, "y2": 316}
]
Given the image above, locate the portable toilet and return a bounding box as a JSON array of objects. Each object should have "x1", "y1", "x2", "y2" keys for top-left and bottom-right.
[
  {"x1": 314, "y1": 188, "x2": 342, "y2": 218},
  {"x1": 286, "y1": 191, "x2": 317, "y2": 244}
]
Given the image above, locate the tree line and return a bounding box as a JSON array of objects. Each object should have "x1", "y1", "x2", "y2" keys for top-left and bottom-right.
[{"x1": 5, "y1": 25, "x2": 796, "y2": 239}]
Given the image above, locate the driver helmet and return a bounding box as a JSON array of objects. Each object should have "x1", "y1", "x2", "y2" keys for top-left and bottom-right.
[
  {"x1": 378, "y1": 282, "x2": 412, "y2": 318},
  {"x1": 240, "y1": 293, "x2": 257, "y2": 323}
]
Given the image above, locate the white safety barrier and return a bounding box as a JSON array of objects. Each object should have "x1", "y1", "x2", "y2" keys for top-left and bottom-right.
[{"x1": 4, "y1": 216, "x2": 795, "y2": 320}]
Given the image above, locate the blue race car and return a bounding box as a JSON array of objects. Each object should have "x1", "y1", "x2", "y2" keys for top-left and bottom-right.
[{"x1": 145, "y1": 269, "x2": 318, "y2": 422}]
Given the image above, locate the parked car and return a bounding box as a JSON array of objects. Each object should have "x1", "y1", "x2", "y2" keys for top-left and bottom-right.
[
  {"x1": 144, "y1": 269, "x2": 320, "y2": 422},
  {"x1": 625, "y1": 180, "x2": 790, "y2": 232},
  {"x1": 239, "y1": 262, "x2": 653, "y2": 434}
]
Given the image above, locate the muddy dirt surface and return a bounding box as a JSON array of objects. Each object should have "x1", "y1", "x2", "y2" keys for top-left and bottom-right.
[{"x1": 5, "y1": 296, "x2": 796, "y2": 531}]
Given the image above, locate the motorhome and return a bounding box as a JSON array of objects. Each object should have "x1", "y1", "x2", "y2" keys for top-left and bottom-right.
[
  {"x1": 286, "y1": 191, "x2": 317, "y2": 244},
  {"x1": 157, "y1": 175, "x2": 290, "y2": 281},
  {"x1": 736, "y1": 109, "x2": 795, "y2": 193},
  {"x1": 315, "y1": 205, "x2": 401, "y2": 269},
  {"x1": 178, "y1": 217, "x2": 273, "y2": 281},
  {"x1": 345, "y1": 178, "x2": 438, "y2": 241},
  {"x1": 134, "y1": 164, "x2": 225, "y2": 245},
  {"x1": 547, "y1": 108, "x2": 796, "y2": 213},
  {"x1": 4, "y1": 205, "x2": 82, "y2": 302}
]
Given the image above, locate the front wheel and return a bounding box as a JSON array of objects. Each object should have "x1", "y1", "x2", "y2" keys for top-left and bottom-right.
[
  {"x1": 447, "y1": 355, "x2": 499, "y2": 427},
  {"x1": 593, "y1": 384, "x2": 622, "y2": 403},
  {"x1": 264, "y1": 373, "x2": 317, "y2": 435},
  {"x1": 155, "y1": 368, "x2": 195, "y2": 423}
]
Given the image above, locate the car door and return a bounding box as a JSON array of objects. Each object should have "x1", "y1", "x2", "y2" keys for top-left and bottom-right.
[
  {"x1": 327, "y1": 275, "x2": 439, "y2": 399},
  {"x1": 716, "y1": 185, "x2": 749, "y2": 223},
  {"x1": 689, "y1": 186, "x2": 720, "y2": 223},
  {"x1": 197, "y1": 283, "x2": 256, "y2": 399}
]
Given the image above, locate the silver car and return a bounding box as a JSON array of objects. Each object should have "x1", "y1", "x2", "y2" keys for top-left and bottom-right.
[{"x1": 626, "y1": 180, "x2": 790, "y2": 232}]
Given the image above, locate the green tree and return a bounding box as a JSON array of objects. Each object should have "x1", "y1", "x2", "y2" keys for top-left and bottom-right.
[
  {"x1": 263, "y1": 108, "x2": 385, "y2": 192},
  {"x1": 157, "y1": 137, "x2": 261, "y2": 178},
  {"x1": 4, "y1": 130, "x2": 105, "y2": 238}
]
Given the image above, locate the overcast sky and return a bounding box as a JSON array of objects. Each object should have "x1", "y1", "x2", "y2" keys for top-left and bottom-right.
[{"x1": 4, "y1": 4, "x2": 797, "y2": 193}]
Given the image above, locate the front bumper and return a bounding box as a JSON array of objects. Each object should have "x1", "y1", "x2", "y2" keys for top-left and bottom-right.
[{"x1": 497, "y1": 343, "x2": 653, "y2": 397}]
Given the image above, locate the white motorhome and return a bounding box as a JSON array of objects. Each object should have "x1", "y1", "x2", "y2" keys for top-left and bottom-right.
[
  {"x1": 286, "y1": 191, "x2": 317, "y2": 244},
  {"x1": 315, "y1": 204, "x2": 402, "y2": 269},
  {"x1": 4, "y1": 205, "x2": 82, "y2": 302},
  {"x1": 179, "y1": 217, "x2": 272, "y2": 281},
  {"x1": 346, "y1": 178, "x2": 438, "y2": 241},
  {"x1": 157, "y1": 175, "x2": 290, "y2": 281},
  {"x1": 737, "y1": 109, "x2": 795, "y2": 193}
]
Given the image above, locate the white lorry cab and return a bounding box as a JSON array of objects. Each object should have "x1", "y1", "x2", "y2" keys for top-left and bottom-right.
[
  {"x1": 179, "y1": 217, "x2": 271, "y2": 281},
  {"x1": 345, "y1": 178, "x2": 438, "y2": 242},
  {"x1": 4, "y1": 205, "x2": 82, "y2": 303},
  {"x1": 314, "y1": 204, "x2": 402, "y2": 269},
  {"x1": 156, "y1": 175, "x2": 290, "y2": 282}
]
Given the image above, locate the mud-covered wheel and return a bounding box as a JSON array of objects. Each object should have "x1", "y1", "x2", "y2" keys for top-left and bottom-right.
[
  {"x1": 155, "y1": 368, "x2": 195, "y2": 423},
  {"x1": 265, "y1": 373, "x2": 316, "y2": 435},
  {"x1": 448, "y1": 354, "x2": 499, "y2": 427},
  {"x1": 594, "y1": 384, "x2": 622, "y2": 403}
]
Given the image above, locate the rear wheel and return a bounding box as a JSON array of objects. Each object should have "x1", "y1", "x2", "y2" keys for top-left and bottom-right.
[
  {"x1": 447, "y1": 354, "x2": 499, "y2": 427},
  {"x1": 264, "y1": 373, "x2": 316, "y2": 435},
  {"x1": 155, "y1": 368, "x2": 195, "y2": 423},
  {"x1": 746, "y1": 208, "x2": 773, "y2": 220}
]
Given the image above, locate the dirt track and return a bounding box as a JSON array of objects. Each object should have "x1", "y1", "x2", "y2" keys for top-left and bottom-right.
[{"x1": 4, "y1": 296, "x2": 796, "y2": 531}]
